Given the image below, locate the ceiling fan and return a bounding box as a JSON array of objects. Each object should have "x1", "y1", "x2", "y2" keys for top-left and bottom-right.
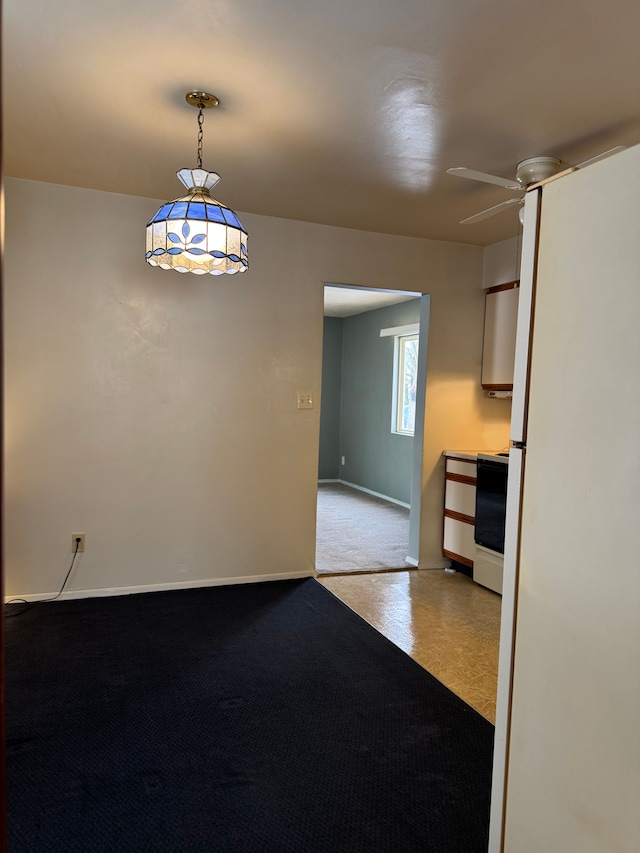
[{"x1": 448, "y1": 148, "x2": 626, "y2": 224}]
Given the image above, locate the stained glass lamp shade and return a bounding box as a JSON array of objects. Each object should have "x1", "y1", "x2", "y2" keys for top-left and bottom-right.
[{"x1": 146, "y1": 168, "x2": 248, "y2": 276}]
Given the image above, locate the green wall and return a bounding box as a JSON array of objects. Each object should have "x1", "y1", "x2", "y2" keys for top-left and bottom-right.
[
  {"x1": 318, "y1": 317, "x2": 343, "y2": 479},
  {"x1": 318, "y1": 298, "x2": 423, "y2": 504}
]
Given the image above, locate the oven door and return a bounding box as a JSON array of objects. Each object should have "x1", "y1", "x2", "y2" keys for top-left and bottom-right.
[{"x1": 475, "y1": 458, "x2": 508, "y2": 554}]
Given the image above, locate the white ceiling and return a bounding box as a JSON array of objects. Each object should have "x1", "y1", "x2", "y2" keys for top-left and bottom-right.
[
  {"x1": 324, "y1": 286, "x2": 420, "y2": 317},
  {"x1": 4, "y1": 0, "x2": 640, "y2": 246}
]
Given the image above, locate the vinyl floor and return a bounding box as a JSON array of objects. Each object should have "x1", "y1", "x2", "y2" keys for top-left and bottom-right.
[{"x1": 319, "y1": 569, "x2": 501, "y2": 722}]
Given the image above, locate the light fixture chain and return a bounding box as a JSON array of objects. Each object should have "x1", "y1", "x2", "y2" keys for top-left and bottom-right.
[{"x1": 197, "y1": 107, "x2": 204, "y2": 169}]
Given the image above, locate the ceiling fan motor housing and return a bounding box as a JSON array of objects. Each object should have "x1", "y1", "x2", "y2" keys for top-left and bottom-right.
[{"x1": 516, "y1": 156, "x2": 562, "y2": 187}]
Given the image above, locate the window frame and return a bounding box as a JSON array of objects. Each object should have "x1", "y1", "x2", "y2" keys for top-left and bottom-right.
[
  {"x1": 380, "y1": 322, "x2": 420, "y2": 438},
  {"x1": 392, "y1": 332, "x2": 419, "y2": 436}
]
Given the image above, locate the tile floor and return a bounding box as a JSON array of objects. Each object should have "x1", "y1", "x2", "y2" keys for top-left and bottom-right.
[{"x1": 317, "y1": 568, "x2": 501, "y2": 723}]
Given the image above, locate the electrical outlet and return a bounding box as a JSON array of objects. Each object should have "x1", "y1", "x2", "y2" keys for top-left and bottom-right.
[
  {"x1": 296, "y1": 393, "x2": 313, "y2": 410},
  {"x1": 72, "y1": 533, "x2": 85, "y2": 552},
  {"x1": 341, "y1": 456, "x2": 346, "y2": 465}
]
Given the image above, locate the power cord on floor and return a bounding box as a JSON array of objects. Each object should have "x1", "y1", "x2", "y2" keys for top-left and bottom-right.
[{"x1": 5, "y1": 537, "x2": 82, "y2": 617}]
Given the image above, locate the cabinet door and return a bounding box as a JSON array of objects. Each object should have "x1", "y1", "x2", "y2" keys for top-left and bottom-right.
[
  {"x1": 445, "y1": 480, "x2": 476, "y2": 518},
  {"x1": 443, "y1": 517, "x2": 476, "y2": 566},
  {"x1": 482, "y1": 282, "x2": 520, "y2": 389},
  {"x1": 446, "y1": 458, "x2": 477, "y2": 478},
  {"x1": 443, "y1": 457, "x2": 477, "y2": 567}
]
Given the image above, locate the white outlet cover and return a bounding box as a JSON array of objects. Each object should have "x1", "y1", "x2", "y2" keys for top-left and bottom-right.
[{"x1": 72, "y1": 533, "x2": 85, "y2": 552}]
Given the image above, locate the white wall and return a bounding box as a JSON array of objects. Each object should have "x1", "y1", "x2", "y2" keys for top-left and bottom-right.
[
  {"x1": 4, "y1": 178, "x2": 511, "y2": 597},
  {"x1": 482, "y1": 235, "x2": 520, "y2": 288}
]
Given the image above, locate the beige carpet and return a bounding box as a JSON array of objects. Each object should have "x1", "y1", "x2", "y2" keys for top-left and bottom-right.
[{"x1": 315, "y1": 482, "x2": 411, "y2": 574}]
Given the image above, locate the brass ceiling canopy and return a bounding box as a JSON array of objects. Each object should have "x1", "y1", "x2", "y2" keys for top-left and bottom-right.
[{"x1": 185, "y1": 91, "x2": 219, "y2": 109}]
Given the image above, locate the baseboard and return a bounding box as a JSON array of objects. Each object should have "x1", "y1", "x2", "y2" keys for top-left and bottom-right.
[
  {"x1": 405, "y1": 556, "x2": 419, "y2": 567},
  {"x1": 414, "y1": 559, "x2": 453, "y2": 570},
  {"x1": 317, "y1": 479, "x2": 339, "y2": 483},
  {"x1": 338, "y1": 480, "x2": 410, "y2": 509},
  {"x1": 4, "y1": 570, "x2": 315, "y2": 604}
]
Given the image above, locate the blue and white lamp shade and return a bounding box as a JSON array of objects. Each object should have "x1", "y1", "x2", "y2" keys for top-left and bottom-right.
[{"x1": 146, "y1": 168, "x2": 248, "y2": 276}]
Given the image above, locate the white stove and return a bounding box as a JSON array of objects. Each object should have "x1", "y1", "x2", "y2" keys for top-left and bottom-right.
[{"x1": 474, "y1": 452, "x2": 510, "y2": 594}]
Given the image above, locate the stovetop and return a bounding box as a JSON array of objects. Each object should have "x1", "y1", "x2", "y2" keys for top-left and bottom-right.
[{"x1": 477, "y1": 451, "x2": 510, "y2": 463}]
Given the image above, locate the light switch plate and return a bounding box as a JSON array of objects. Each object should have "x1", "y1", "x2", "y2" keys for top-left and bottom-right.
[{"x1": 296, "y1": 393, "x2": 313, "y2": 410}]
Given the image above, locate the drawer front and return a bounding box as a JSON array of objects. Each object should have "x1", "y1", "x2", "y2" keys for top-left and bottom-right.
[
  {"x1": 446, "y1": 458, "x2": 477, "y2": 479},
  {"x1": 474, "y1": 547, "x2": 503, "y2": 594},
  {"x1": 444, "y1": 480, "x2": 476, "y2": 518},
  {"x1": 443, "y1": 517, "x2": 476, "y2": 564}
]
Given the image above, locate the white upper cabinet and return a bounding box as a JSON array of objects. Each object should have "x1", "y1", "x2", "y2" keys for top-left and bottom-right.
[{"x1": 481, "y1": 282, "x2": 520, "y2": 390}]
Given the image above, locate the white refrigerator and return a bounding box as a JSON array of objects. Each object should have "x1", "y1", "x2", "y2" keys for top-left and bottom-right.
[{"x1": 489, "y1": 145, "x2": 640, "y2": 852}]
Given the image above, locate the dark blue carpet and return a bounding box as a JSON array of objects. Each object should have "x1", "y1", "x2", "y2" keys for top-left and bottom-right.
[{"x1": 5, "y1": 578, "x2": 493, "y2": 851}]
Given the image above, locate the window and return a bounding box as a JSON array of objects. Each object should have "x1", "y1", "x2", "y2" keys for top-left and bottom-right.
[
  {"x1": 394, "y1": 333, "x2": 419, "y2": 435},
  {"x1": 380, "y1": 322, "x2": 420, "y2": 437}
]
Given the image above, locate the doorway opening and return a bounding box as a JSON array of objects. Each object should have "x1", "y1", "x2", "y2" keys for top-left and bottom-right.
[{"x1": 315, "y1": 283, "x2": 429, "y2": 575}]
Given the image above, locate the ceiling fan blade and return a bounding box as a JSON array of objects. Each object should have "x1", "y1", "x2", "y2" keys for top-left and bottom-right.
[
  {"x1": 575, "y1": 146, "x2": 626, "y2": 169},
  {"x1": 447, "y1": 167, "x2": 522, "y2": 190},
  {"x1": 460, "y1": 197, "x2": 523, "y2": 225}
]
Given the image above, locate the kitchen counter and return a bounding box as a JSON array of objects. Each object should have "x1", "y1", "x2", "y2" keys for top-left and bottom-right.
[
  {"x1": 443, "y1": 449, "x2": 507, "y2": 593},
  {"x1": 443, "y1": 450, "x2": 481, "y2": 461},
  {"x1": 443, "y1": 449, "x2": 506, "y2": 461}
]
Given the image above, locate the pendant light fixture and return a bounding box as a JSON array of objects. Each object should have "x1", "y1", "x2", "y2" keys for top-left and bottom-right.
[{"x1": 146, "y1": 91, "x2": 248, "y2": 276}]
